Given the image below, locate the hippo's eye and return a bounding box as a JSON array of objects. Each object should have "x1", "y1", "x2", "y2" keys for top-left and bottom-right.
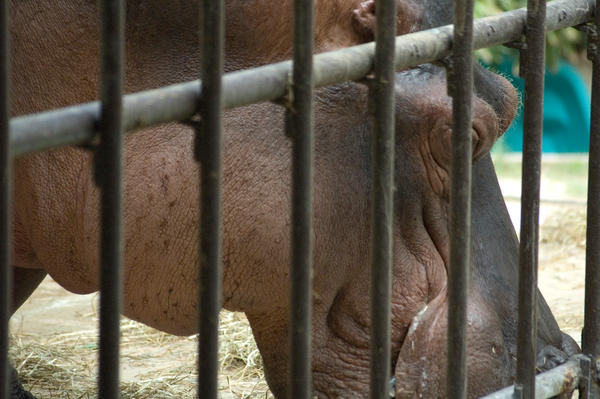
[
  {"x1": 424, "y1": 124, "x2": 492, "y2": 198},
  {"x1": 471, "y1": 117, "x2": 496, "y2": 162},
  {"x1": 430, "y1": 126, "x2": 488, "y2": 171}
]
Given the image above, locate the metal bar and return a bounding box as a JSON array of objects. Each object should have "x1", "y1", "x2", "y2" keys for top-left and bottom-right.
[
  {"x1": 287, "y1": 0, "x2": 314, "y2": 397},
  {"x1": 446, "y1": 0, "x2": 474, "y2": 397},
  {"x1": 482, "y1": 355, "x2": 585, "y2": 399},
  {"x1": 583, "y1": 3, "x2": 600, "y2": 397},
  {"x1": 8, "y1": 0, "x2": 594, "y2": 158},
  {"x1": 581, "y1": 355, "x2": 592, "y2": 399},
  {"x1": 97, "y1": 0, "x2": 125, "y2": 396},
  {"x1": 369, "y1": 0, "x2": 396, "y2": 397},
  {"x1": 0, "y1": 0, "x2": 11, "y2": 397},
  {"x1": 196, "y1": 0, "x2": 224, "y2": 397},
  {"x1": 287, "y1": 0, "x2": 315, "y2": 393},
  {"x1": 515, "y1": 0, "x2": 546, "y2": 397}
]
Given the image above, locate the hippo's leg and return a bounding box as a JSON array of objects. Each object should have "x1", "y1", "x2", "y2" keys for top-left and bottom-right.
[
  {"x1": 12, "y1": 266, "x2": 47, "y2": 314},
  {"x1": 10, "y1": 365, "x2": 36, "y2": 399},
  {"x1": 9, "y1": 266, "x2": 45, "y2": 399}
]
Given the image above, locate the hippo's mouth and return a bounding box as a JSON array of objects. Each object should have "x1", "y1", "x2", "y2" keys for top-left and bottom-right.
[
  {"x1": 390, "y1": 285, "x2": 520, "y2": 398},
  {"x1": 388, "y1": 290, "x2": 581, "y2": 398}
]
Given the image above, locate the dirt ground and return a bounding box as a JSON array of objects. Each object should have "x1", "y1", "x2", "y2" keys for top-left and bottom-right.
[
  {"x1": 8, "y1": 156, "x2": 589, "y2": 398},
  {"x1": 9, "y1": 281, "x2": 272, "y2": 399}
]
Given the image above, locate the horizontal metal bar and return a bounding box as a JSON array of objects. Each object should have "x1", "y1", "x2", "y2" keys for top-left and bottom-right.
[
  {"x1": 11, "y1": 82, "x2": 198, "y2": 156},
  {"x1": 9, "y1": 0, "x2": 594, "y2": 157},
  {"x1": 481, "y1": 355, "x2": 585, "y2": 399}
]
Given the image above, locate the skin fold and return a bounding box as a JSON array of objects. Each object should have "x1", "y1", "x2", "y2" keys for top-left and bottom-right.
[{"x1": 9, "y1": 0, "x2": 578, "y2": 397}]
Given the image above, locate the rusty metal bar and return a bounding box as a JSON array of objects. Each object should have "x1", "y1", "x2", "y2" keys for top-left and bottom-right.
[
  {"x1": 97, "y1": 0, "x2": 125, "y2": 396},
  {"x1": 369, "y1": 0, "x2": 396, "y2": 397},
  {"x1": 287, "y1": 0, "x2": 314, "y2": 397},
  {"x1": 583, "y1": 4, "x2": 600, "y2": 397},
  {"x1": 446, "y1": 0, "x2": 474, "y2": 397},
  {"x1": 482, "y1": 355, "x2": 585, "y2": 399},
  {"x1": 0, "y1": 0, "x2": 11, "y2": 397},
  {"x1": 196, "y1": 0, "x2": 224, "y2": 397},
  {"x1": 515, "y1": 0, "x2": 546, "y2": 398},
  {"x1": 8, "y1": 0, "x2": 594, "y2": 158}
]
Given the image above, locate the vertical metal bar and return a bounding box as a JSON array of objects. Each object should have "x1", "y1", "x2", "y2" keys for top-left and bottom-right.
[
  {"x1": 0, "y1": 0, "x2": 11, "y2": 397},
  {"x1": 515, "y1": 0, "x2": 546, "y2": 397},
  {"x1": 197, "y1": 0, "x2": 224, "y2": 397},
  {"x1": 581, "y1": 356, "x2": 592, "y2": 399},
  {"x1": 287, "y1": 0, "x2": 314, "y2": 397},
  {"x1": 583, "y1": 5, "x2": 600, "y2": 398},
  {"x1": 369, "y1": 0, "x2": 396, "y2": 397},
  {"x1": 446, "y1": 0, "x2": 474, "y2": 397},
  {"x1": 97, "y1": 0, "x2": 124, "y2": 396}
]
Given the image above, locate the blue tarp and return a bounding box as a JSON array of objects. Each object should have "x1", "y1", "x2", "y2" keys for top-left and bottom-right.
[{"x1": 491, "y1": 59, "x2": 590, "y2": 153}]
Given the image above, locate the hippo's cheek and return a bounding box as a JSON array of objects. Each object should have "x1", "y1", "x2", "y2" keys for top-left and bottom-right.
[{"x1": 394, "y1": 293, "x2": 513, "y2": 398}]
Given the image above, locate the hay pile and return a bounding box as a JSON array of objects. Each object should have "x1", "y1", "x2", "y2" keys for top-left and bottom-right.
[
  {"x1": 537, "y1": 203, "x2": 587, "y2": 344},
  {"x1": 540, "y1": 205, "x2": 587, "y2": 250},
  {"x1": 9, "y1": 312, "x2": 272, "y2": 399}
]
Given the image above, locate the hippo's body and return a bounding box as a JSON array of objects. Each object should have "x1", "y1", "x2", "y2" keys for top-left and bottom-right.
[{"x1": 9, "y1": 0, "x2": 578, "y2": 397}]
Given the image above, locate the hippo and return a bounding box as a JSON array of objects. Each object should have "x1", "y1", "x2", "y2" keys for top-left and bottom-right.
[{"x1": 8, "y1": 0, "x2": 579, "y2": 397}]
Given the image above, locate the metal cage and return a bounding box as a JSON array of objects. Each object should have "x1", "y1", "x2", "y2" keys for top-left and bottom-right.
[{"x1": 1, "y1": 0, "x2": 599, "y2": 398}]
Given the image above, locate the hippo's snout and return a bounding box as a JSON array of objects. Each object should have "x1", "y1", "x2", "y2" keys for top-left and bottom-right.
[
  {"x1": 392, "y1": 292, "x2": 514, "y2": 398},
  {"x1": 386, "y1": 63, "x2": 522, "y2": 398}
]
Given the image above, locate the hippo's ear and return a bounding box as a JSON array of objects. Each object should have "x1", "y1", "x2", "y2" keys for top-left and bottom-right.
[
  {"x1": 351, "y1": 0, "x2": 423, "y2": 42},
  {"x1": 351, "y1": 0, "x2": 376, "y2": 42}
]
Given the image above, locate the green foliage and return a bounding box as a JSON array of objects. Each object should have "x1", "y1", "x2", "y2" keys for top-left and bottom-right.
[{"x1": 474, "y1": 0, "x2": 586, "y2": 69}]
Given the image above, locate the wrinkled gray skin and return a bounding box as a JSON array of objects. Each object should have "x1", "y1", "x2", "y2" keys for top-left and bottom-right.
[{"x1": 9, "y1": 0, "x2": 578, "y2": 398}]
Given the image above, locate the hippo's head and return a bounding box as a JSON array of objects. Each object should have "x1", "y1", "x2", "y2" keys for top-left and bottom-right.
[{"x1": 220, "y1": 0, "x2": 578, "y2": 398}]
